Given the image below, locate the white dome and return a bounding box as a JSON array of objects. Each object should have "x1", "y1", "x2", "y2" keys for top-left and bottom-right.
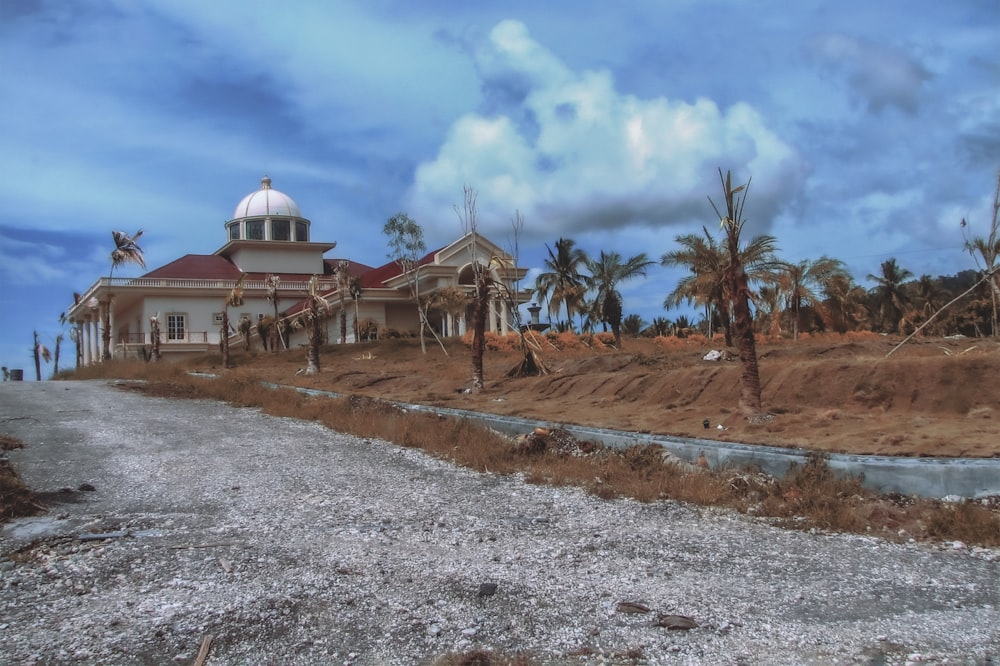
[{"x1": 232, "y1": 176, "x2": 302, "y2": 219}]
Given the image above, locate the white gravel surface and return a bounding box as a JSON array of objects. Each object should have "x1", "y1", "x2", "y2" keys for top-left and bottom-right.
[{"x1": 1, "y1": 380, "x2": 998, "y2": 665}]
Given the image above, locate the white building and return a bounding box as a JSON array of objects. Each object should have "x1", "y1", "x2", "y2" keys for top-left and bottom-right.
[{"x1": 66, "y1": 177, "x2": 530, "y2": 363}]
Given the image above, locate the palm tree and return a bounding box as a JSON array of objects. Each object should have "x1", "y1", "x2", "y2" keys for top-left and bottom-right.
[
  {"x1": 662, "y1": 227, "x2": 778, "y2": 346},
  {"x1": 265, "y1": 274, "x2": 282, "y2": 351},
  {"x1": 303, "y1": 276, "x2": 330, "y2": 375},
  {"x1": 428, "y1": 286, "x2": 471, "y2": 336},
  {"x1": 779, "y1": 257, "x2": 849, "y2": 340},
  {"x1": 621, "y1": 314, "x2": 645, "y2": 338},
  {"x1": 962, "y1": 169, "x2": 1000, "y2": 335},
  {"x1": 349, "y1": 274, "x2": 363, "y2": 341},
  {"x1": 867, "y1": 258, "x2": 913, "y2": 333},
  {"x1": 220, "y1": 274, "x2": 246, "y2": 369},
  {"x1": 32, "y1": 331, "x2": 51, "y2": 381},
  {"x1": 584, "y1": 250, "x2": 653, "y2": 348},
  {"x1": 149, "y1": 314, "x2": 161, "y2": 361},
  {"x1": 709, "y1": 169, "x2": 764, "y2": 416},
  {"x1": 820, "y1": 274, "x2": 861, "y2": 333},
  {"x1": 334, "y1": 261, "x2": 353, "y2": 344},
  {"x1": 104, "y1": 229, "x2": 145, "y2": 359},
  {"x1": 534, "y1": 238, "x2": 589, "y2": 330}
]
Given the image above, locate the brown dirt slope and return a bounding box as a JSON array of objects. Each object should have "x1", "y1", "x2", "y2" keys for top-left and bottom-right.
[{"x1": 207, "y1": 334, "x2": 1000, "y2": 459}]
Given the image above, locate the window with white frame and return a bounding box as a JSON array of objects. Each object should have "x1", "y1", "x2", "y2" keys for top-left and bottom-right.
[
  {"x1": 213, "y1": 312, "x2": 224, "y2": 325},
  {"x1": 167, "y1": 314, "x2": 186, "y2": 341}
]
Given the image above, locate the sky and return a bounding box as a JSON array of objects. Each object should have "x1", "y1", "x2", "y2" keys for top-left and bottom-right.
[{"x1": 1, "y1": 0, "x2": 998, "y2": 377}]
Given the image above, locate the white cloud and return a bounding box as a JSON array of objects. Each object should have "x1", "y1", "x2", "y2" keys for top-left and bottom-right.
[{"x1": 407, "y1": 20, "x2": 803, "y2": 245}]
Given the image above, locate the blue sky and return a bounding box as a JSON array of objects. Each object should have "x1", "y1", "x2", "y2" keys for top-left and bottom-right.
[{"x1": 1, "y1": 1, "x2": 998, "y2": 376}]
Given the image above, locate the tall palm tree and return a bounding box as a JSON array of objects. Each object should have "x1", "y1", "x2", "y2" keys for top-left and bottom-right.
[
  {"x1": 709, "y1": 169, "x2": 764, "y2": 416},
  {"x1": 779, "y1": 256, "x2": 849, "y2": 340},
  {"x1": 867, "y1": 258, "x2": 913, "y2": 333},
  {"x1": 104, "y1": 229, "x2": 145, "y2": 360},
  {"x1": 662, "y1": 227, "x2": 778, "y2": 346},
  {"x1": 585, "y1": 250, "x2": 653, "y2": 348},
  {"x1": 534, "y1": 238, "x2": 589, "y2": 330}
]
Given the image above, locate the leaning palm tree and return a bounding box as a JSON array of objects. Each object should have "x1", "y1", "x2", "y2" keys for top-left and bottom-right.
[
  {"x1": 708, "y1": 169, "x2": 765, "y2": 417},
  {"x1": 584, "y1": 250, "x2": 653, "y2": 348},
  {"x1": 867, "y1": 258, "x2": 913, "y2": 333},
  {"x1": 103, "y1": 229, "x2": 145, "y2": 360},
  {"x1": 779, "y1": 257, "x2": 849, "y2": 340},
  {"x1": 220, "y1": 274, "x2": 246, "y2": 368},
  {"x1": 534, "y1": 238, "x2": 589, "y2": 330}
]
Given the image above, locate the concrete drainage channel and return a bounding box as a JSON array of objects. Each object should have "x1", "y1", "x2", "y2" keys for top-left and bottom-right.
[{"x1": 265, "y1": 382, "x2": 1000, "y2": 500}]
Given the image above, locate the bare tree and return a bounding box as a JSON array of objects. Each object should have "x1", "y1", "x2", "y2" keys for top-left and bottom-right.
[
  {"x1": 383, "y1": 213, "x2": 447, "y2": 355},
  {"x1": 708, "y1": 169, "x2": 765, "y2": 417}
]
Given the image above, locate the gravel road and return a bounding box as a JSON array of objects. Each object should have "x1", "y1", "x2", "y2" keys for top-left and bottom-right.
[{"x1": 1, "y1": 380, "x2": 998, "y2": 665}]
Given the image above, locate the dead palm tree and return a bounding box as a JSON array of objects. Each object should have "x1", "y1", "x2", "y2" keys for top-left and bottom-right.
[
  {"x1": 585, "y1": 250, "x2": 653, "y2": 348},
  {"x1": 534, "y1": 238, "x2": 589, "y2": 330},
  {"x1": 33, "y1": 330, "x2": 51, "y2": 381},
  {"x1": 149, "y1": 314, "x2": 162, "y2": 361},
  {"x1": 220, "y1": 274, "x2": 246, "y2": 368},
  {"x1": 265, "y1": 273, "x2": 283, "y2": 351},
  {"x1": 303, "y1": 276, "x2": 330, "y2": 375},
  {"x1": 334, "y1": 261, "x2": 354, "y2": 344},
  {"x1": 349, "y1": 275, "x2": 363, "y2": 341},
  {"x1": 709, "y1": 169, "x2": 764, "y2": 417},
  {"x1": 104, "y1": 229, "x2": 145, "y2": 359}
]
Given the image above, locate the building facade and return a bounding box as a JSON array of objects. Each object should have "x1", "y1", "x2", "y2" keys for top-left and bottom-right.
[{"x1": 65, "y1": 178, "x2": 530, "y2": 363}]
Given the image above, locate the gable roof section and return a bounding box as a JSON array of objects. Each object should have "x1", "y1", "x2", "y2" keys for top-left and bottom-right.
[
  {"x1": 143, "y1": 254, "x2": 243, "y2": 279},
  {"x1": 359, "y1": 246, "x2": 443, "y2": 288}
]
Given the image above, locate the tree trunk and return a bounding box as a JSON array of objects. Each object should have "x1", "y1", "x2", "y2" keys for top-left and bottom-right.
[
  {"x1": 305, "y1": 301, "x2": 322, "y2": 375},
  {"x1": 33, "y1": 331, "x2": 41, "y2": 382},
  {"x1": 102, "y1": 306, "x2": 111, "y2": 361},
  {"x1": 471, "y1": 277, "x2": 489, "y2": 390},
  {"x1": 220, "y1": 310, "x2": 230, "y2": 368},
  {"x1": 729, "y1": 262, "x2": 762, "y2": 415}
]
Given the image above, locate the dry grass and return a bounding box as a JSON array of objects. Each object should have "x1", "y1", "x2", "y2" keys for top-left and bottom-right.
[
  {"x1": 1, "y1": 435, "x2": 46, "y2": 523},
  {"x1": 92, "y1": 368, "x2": 999, "y2": 548}
]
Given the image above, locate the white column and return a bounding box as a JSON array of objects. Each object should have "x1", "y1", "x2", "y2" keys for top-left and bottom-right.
[
  {"x1": 108, "y1": 297, "x2": 116, "y2": 359},
  {"x1": 90, "y1": 317, "x2": 100, "y2": 363},
  {"x1": 81, "y1": 318, "x2": 91, "y2": 366},
  {"x1": 446, "y1": 313, "x2": 454, "y2": 337},
  {"x1": 500, "y1": 299, "x2": 510, "y2": 335},
  {"x1": 488, "y1": 299, "x2": 497, "y2": 333}
]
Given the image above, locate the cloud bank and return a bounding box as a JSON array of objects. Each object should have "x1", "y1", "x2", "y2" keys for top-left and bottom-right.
[{"x1": 408, "y1": 20, "x2": 804, "y2": 243}]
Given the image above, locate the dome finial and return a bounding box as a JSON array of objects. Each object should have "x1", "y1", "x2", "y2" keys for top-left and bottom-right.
[{"x1": 261, "y1": 175, "x2": 272, "y2": 190}]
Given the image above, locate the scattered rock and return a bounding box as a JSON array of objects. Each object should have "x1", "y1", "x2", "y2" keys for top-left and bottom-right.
[
  {"x1": 616, "y1": 601, "x2": 652, "y2": 614},
  {"x1": 654, "y1": 613, "x2": 699, "y2": 630}
]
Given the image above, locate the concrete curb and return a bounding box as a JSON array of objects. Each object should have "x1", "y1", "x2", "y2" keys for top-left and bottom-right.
[{"x1": 279, "y1": 384, "x2": 1000, "y2": 499}]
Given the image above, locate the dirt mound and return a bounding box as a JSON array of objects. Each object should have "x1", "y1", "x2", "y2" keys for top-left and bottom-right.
[{"x1": 202, "y1": 335, "x2": 1000, "y2": 459}]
